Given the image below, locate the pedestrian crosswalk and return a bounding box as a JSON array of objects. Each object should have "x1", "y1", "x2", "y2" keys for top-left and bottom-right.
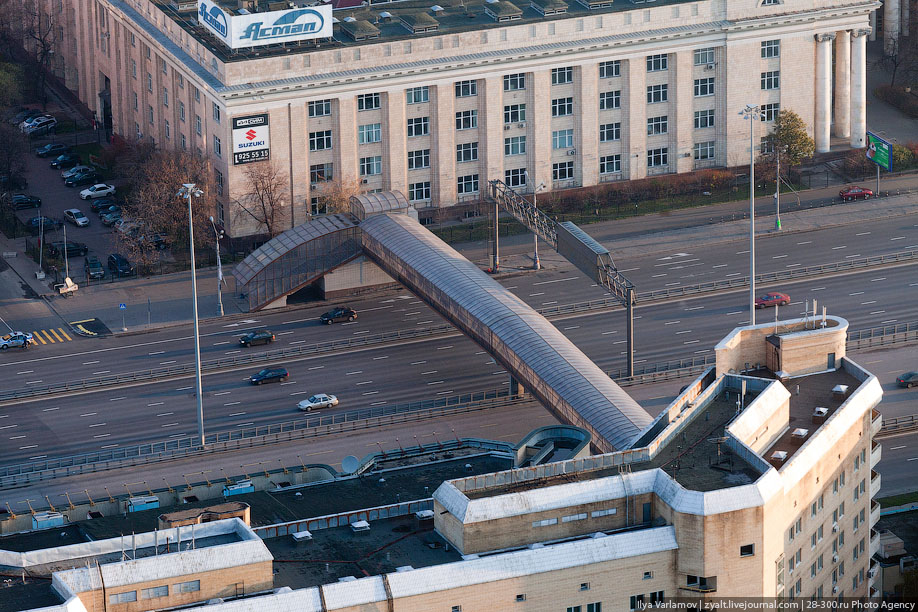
[{"x1": 31, "y1": 328, "x2": 73, "y2": 344}]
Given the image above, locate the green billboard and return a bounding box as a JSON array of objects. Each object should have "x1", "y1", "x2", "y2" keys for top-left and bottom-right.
[{"x1": 866, "y1": 131, "x2": 892, "y2": 172}]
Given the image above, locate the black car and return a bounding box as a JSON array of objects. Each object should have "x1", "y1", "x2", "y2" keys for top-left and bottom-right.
[
  {"x1": 240, "y1": 330, "x2": 276, "y2": 347},
  {"x1": 36, "y1": 143, "x2": 69, "y2": 158},
  {"x1": 11, "y1": 194, "x2": 41, "y2": 210},
  {"x1": 320, "y1": 306, "x2": 358, "y2": 325},
  {"x1": 84, "y1": 255, "x2": 105, "y2": 280},
  {"x1": 250, "y1": 367, "x2": 288, "y2": 384},
  {"x1": 897, "y1": 372, "x2": 918, "y2": 389},
  {"x1": 0, "y1": 174, "x2": 27, "y2": 190},
  {"x1": 26, "y1": 216, "x2": 63, "y2": 233},
  {"x1": 64, "y1": 171, "x2": 101, "y2": 187},
  {"x1": 50, "y1": 153, "x2": 80, "y2": 169},
  {"x1": 47, "y1": 241, "x2": 89, "y2": 258},
  {"x1": 149, "y1": 233, "x2": 169, "y2": 251},
  {"x1": 108, "y1": 253, "x2": 135, "y2": 276},
  {"x1": 90, "y1": 198, "x2": 118, "y2": 213}
]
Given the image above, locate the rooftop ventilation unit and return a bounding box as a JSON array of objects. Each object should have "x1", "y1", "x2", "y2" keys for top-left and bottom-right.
[
  {"x1": 350, "y1": 520, "x2": 371, "y2": 532},
  {"x1": 379, "y1": 10, "x2": 393, "y2": 20},
  {"x1": 343, "y1": 15, "x2": 356, "y2": 21},
  {"x1": 812, "y1": 406, "x2": 828, "y2": 424},
  {"x1": 431, "y1": 4, "x2": 444, "y2": 11},
  {"x1": 768, "y1": 450, "x2": 787, "y2": 468},
  {"x1": 790, "y1": 428, "x2": 809, "y2": 445}
]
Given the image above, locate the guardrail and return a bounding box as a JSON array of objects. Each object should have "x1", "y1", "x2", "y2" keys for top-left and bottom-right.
[
  {"x1": 878, "y1": 414, "x2": 918, "y2": 438},
  {"x1": 847, "y1": 321, "x2": 918, "y2": 350}
]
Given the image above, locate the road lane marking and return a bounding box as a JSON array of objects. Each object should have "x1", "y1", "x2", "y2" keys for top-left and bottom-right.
[
  {"x1": 712, "y1": 264, "x2": 727, "y2": 269},
  {"x1": 92, "y1": 371, "x2": 110, "y2": 375},
  {"x1": 676, "y1": 330, "x2": 692, "y2": 335},
  {"x1": 890, "y1": 445, "x2": 906, "y2": 450},
  {"x1": 563, "y1": 326, "x2": 580, "y2": 330},
  {"x1": 79, "y1": 412, "x2": 97, "y2": 417},
  {"x1": 533, "y1": 277, "x2": 579, "y2": 285},
  {"x1": 811, "y1": 287, "x2": 826, "y2": 291},
  {"x1": 109, "y1": 397, "x2": 126, "y2": 401},
  {"x1": 82, "y1": 360, "x2": 99, "y2": 365},
  {"x1": 160, "y1": 360, "x2": 177, "y2": 365},
  {"x1": 8, "y1": 435, "x2": 25, "y2": 440},
  {"x1": 831, "y1": 245, "x2": 847, "y2": 250},
  {"x1": 161, "y1": 422, "x2": 179, "y2": 428},
  {"x1": 0, "y1": 424, "x2": 17, "y2": 430},
  {"x1": 213, "y1": 341, "x2": 230, "y2": 346},
  {"x1": 685, "y1": 306, "x2": 705, "y2": 311},
  {"x1": 92, "y1": 434, "x2": 110, "y2": 438},
  {"x1": 651, "y1": 273, "x2": 667, "y2": 278},
  {"x1": 41, "y1": 330, "x2": 56, "y2": 343},
  {"x1": 156, "y1": 412, "x2": 174, "y2": 417},
  {"x1": 307, "y1": 366, "x2": 324, "y2": 370},
  {"x1": 57, "y1": 328, "x2": 72, "y2": 341},
  {"x1": 345, "y1": 371, "x2": 362, "y2": 375},
  {"x1": 147, "y1": 402, "x2": 164, "y2": 406},
  {"x1": 148, "y1": 350, "x2": 165, "y2": 355},
  {"x1": 228, "y1": 411, "x2": 246, "y2": 416},
  {"x1": 855, "y1": 232, "x2": 871, "y2": 236},
  {"x1": 19, "y1": 445, "x2": 37, "y2": 449},
  {"x1": 25, "y1": 380, "x2": 43, "y2": 385},
  {"x1": 42, "y1": 407, "x2": 59, "y2": 412},
  {"x1": 427, "y1": 380, "x2": 444, "y2": 385},
  {"x1": 421, "y1": 371, "x2": 438, "y2": 375},
  {"x1": 363, "y1": 391, "x2": 379, "y2": 395},
  {"x1": 797, "y1": 241, "x2": 812, "y2": 245},
  {"x1": 213, "y1": 391, "x2": 232, "y2": 396},
  {"x1": 772, "y1": 255, "x2": 788, "y2": 259},
  {"x1": 529, "y1": 292, "x2": 545, "y2": 297},
  {"x1": 436, "y1": 346, "x2": 453, "y2": 350},
  {"x1": 601, "y1": 331, "x2": 617, "y2": 335},
  {"x1": 31, "y1": 333, "x2": 46, "y2": 345},
  {"x1": 850, "y1": 292, "x2": 864, "y2": 296},
  {"x1": 410, "y1": 361, "x2": 427, "y2": 365},
  {"x1": 175, "y1": 386, "x2": 193, "y2": 391},
  {"x1": 280, "y1": 381, "x2": 296, "y2": 385},
  {"x1": 277, "y1": 331, "x2": 295, "y2": 336},
  {"x1": 101, "y1": 444, "x2": 118, "y2": 449},
  {"x1": 17, "y1": 370, "x2": 33, "y2": 374},
  {"x1": 869, "y1": 311, "x2": 886, "y2": 315},
  {"x1": 890, "y1": 236, "x2": 906, "y2": 241},
  {"x1": 224, "y1": 401, "x2": 241, "y2": 406},
  {"x1": 89, "y1": 423, "x2": 106, "y2": 428},
  {"x1": 372, "y1": 356, "x2": 389, "y2": 360},
  {"x1": 235, "y1": 422, "x2": 255, "y2": 427},
  {"x1": 665, "y1": 321, "x2": 681, "y2": 325},
  {"x1": 356, "y1": 381, "x2": 373, "y2": 386},
  {"x1": 870, "y1": 277, "x2": 887, "y2": 282},
  {"x1": 862, "y1": 301, "x2": 877, "y2": 305}
]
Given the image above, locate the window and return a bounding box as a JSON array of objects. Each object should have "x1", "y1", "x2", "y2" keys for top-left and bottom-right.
[
  {"x1": 761, "y1": 70, "x2": 780, "y2": 90},
  {"x1": 141, "y1": 585, "x2": 168, "y2": 600},
  {"x1": 359, "y1": 156, "x2": 382, "y2": 176},
  {"x1": 456, "y1": 110, "x2": 478, "y2": 130},
  {"x1": 647, "y1": 116, "x2": 668, "y2": 135},
  {"x1": 505, "y1": 136, "x2": 526, "y2": 156},
  {"x1": 761, "y1": 39, "x2": 780, "y2": 58},
  {"x1": 310, "y1": 163, "x2": 333, "y2": 183},
  {"x1": 212, "y1": 102, "x2": 220, "y2": 123},
  {"x1": 131, "y1": 59, "x2": 137, "y2": 78},
  {"x1": 646, "y1": 53, "x2": 668, "y2": 71},
  {"x1": 695, "y1": 109, "x2": 715, "y2": 129},
  {"x1": 408, "y1": 149, "x2": 430, "y2": 169},
  {"x1": 455, "y1": 80, "x2": 477, "y2": 97},
  {"x1": 647, "y1": 147, "x2": 668, "y2": 167},
  {"x1": 599, "y1": 60, "x2": 620, "y2": 78},
  {"x1": 409, "y1": 181, "x2": 431, "y2": 201},
  {"x1": 694, "y1": 78, "x2": 715, "y2": 97},
  {"x1": 516, "y1": 594, "x2": 527, "y2": 602},
  {"x1": 406, "y1": 86, "x2": 429, "y2": 104},
  {"x1": 532, "y1": 517, "x2": 558, "y2": 527},
  {"x1": 562, "y1": 513, "x2": 587, "y2": 523},
  {"x1": 762, "y1": 0, "x2": 779, "y2": 5},
  {"x1": 740, "y1": 544, "x2": 755, "y2": 557},
  {"x1": 568, "y1": 607, "x2": 582, "y2": 612},
  {"x1": 451, "y1": 607, "x2": 462, "y2": 612},
  {"x1": 310, "y1": 196, "x2": 327, "y2": 215},
  {"x1": 147, "y1": 105, "x2": 154, "y2": 125},
  {"x1": 164, "y1": 119, "x2": 170, "y2": 139},
  {"x1": 457, "y1": 174, "x2": 479, "y2": 194},
  {"x1": 551, "y1": 66, "x2": 573, "y2": 85},
  {"x1": 178, "y1": 74, "x2": 184, "y2": 88},
  {"x1": 552, "y1": 129, "x2": 574, "y2": 149},
  {"x1": 162, "y1": 87, "x2": 169, "y2": 107},
  {"x1": 109, "y1": 591, "x2": 137, "y2": 604},
  {"x1": 553, "y1": 161, "x2": 574, "y2": 180},
  {"x1": 178, "y1": 101, "x2": 185, "y2": 122},
  {"x1": 600, "y1": 122, "x2": 621, "y2": 142},
  {"x1": 580, "y1": 583, "x2": 591, "y2": 591},
  {"x1": 456, "y1": 142, "x2": 479, "y2": 162},
  {"x1": 309, "y1": 130, "x2": 332, "y2": 151},
  {"x1": 591, "y1": 508, "x2": 617, "y2": 518},
  {"x1": 599, "y1": 91, "x2": 621, "y2": 110},
  {"x1": 502, "y1": 168, "x2": 525, "y2": 187},
  {"x1": 647, "y1": 84, "x2": 668, "y2": 104},
  {"x1": 504, "y1": 73, "x2": 526, "y2": 91},
  {"x1": 762, "y1": 103, "x2": 780, "y2": 121},
  {"x1": 194, "y1": 115, "x2": 202, "y2": 136},
  {"x1": 309, "y1": 100, "x2": 331, "y2": 117},
  {"x1": 586, "y1": 603, "x2": 601, "y2": 612},
  {"x1": 358, "y1": 123, "x2": 382, "y2": 144},
  {"x1": 629, "y1": 595, "x2": 645, "y2": 611},
  {"x1": 504, "y1": 104, "x2": 526, "y2": 124},
  {"x1": 132, "y1": 92, "x2": 138, "y2": 111},
  {"x1": 147, "y1": 72, "x2": 153, "y2": 92},
  {"x1": 407, "y1": 117, "x2": 429, "y2": 137},
  {"x1": 181, "y1": 134, "x2": 186, "y2": 150},
  {"x1": 761, "y1": 136, "x2": 774, "y2": 154},
  {"x1": 551, "y1": 97, "x2": 573, "y2": 117},
  {"x1": 694, "y1": 47, "x2": 715, "y2": 65},
  {"x1": 357, "y1": 93, "x2": 381, "y2": 111},
  {"x1": 213, "y1": 135, "x2": 222, "y2": 157},
  {"x1": 130, "y1": 32, "x2": 135, "y2": 46},
  {"x1": 600, "y1": 154, "x2": 621, "y2": 174}
]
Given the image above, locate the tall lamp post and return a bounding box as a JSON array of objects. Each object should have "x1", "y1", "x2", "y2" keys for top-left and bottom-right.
[
  {"x1": 524, "y1": 171, "x2": 546, "y2": 270},
  {"x1": 774, "y1": 144, "x2": 788, "y2": 231},
  {"x1": 209, "y1": 216, "x2": 224, "y2": 317},
  {"x1": 739, "y1": 104, "x2": 762, "y2": 325},
  {"x1": 178, "y1": 183, "x2": 206, "y2": 447}
]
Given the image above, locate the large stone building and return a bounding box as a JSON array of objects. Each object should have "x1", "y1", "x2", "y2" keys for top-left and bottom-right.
[{"x1": 35, "y1": 0, "x2": 878, "y2": 237}]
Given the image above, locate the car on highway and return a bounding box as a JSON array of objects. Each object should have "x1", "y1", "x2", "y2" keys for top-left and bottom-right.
[
  {"x1": 79, "y1": 183, "x2": 116, "y2": 200},
  {"x1": 62, "y1": 165, "x2": 92, "y2": 179},
  {"x1": 754, "y1": 292, "x2": 790, "y2": 309},
  {"x1": 297, "y1": 393, "x2": 338, "y2": 411},
  {"x1": 10, "y1": 194, "x2": 41, "y2": 210},
  {"x1": 320, "y1": 306, "x2": 357, "y2": 325},
  {"x1": 239, "y1": 330, "x2": 276, "y2": 347},
  {"x1": 0, "y1": 331, "x2": 34, "y2": 350},
  {"x1": 250, "y1": 367, "x2": 289, "y2": 384},
  {"x1": 47, "y1": 241, "x2": 89, "y2": 258},
  {"x1": 51, "y1": 153, "x2": 81, "y2": 169},
  {"x1": 90, "y1": 197, "x2": 118, "y2": 212},
  {"x1": 64, "y1": 208, "x2": 90, "y2": 227},
  {"x1": 896, "y1": 372, "x2": 918, "y2": 389},
  {"x1": 35, "y1": 143, "x2": 69, "y2": 158},
  {"x1": 84, "y1": 255, "x2": 105, "y2": 279},
  {"x1": 101, "y1": 210, "x2": 122, "y2": 226},
  {"x1": 107, "y1": 253, "x2": 135, "y2": 276},
  {"x1": 839, "y1": 186, "x2": 873, "y2": 200},
  {"x1": 26, "y1": 216, "x2": 63, "y2": 233},
  {"x1": 64, "y1": 171, "x2": 101, "y2": 187}
]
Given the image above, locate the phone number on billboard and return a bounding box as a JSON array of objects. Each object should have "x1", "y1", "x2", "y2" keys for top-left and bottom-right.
[{"x1": 233, "y1": 149, "x2": 270, "y2": 165}]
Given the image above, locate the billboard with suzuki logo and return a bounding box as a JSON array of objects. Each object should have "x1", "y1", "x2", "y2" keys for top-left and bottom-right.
[
  {"x1": 198, "y1": 0, "x2": 332, "y2": 49},
  {"x1": 232, "y1": 114, "x2": 270, "y2": 165}
]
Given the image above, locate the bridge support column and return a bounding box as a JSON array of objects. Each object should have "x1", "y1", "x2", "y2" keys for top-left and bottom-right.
[
  {"x1": 626, "y1": 288, "x2": 635, "y2": 378},
  {"x1": 488, "y1": 185, "x2": 500, "y2": 273},
  {"x1": 509, "y1": 375, "x2": 525, "y2": 398}
]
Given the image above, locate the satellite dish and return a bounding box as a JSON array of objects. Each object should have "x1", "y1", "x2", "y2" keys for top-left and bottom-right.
[{"x1": 341, "y1": 455, "x2": 359, "y2": 474}]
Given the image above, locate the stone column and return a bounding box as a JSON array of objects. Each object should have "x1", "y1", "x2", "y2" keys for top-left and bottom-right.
[
  {"x1": 383, "y1": 91, "x2": 407, "y2": 196},
  {"x1": 833, "y1": 31, "x2": 851, "y2": 139},
  {"x1": 884, "y1": 0, "x2": 900, "y2": 52},
  {"x1": 814, "y1": 33, "x2": 835, "y2": 154},
  {"x1": 850, "y1": 29, "x2": 869, "y2": 149},
  {"x1": 673, "y1": 50, "x2": 695, "y2": 174},
  {"x1": 869, "y1": 10, "x2": 877, "y2": 41},
  {"x1": 430, "y1": 84, "x2": 456, "y2": 207},
  {"x1": 529, "y1": 70, "x2": 553, "y2": 190},
  {"x1": 335, "y1": 96, "x2": 358, "y2": 185}
]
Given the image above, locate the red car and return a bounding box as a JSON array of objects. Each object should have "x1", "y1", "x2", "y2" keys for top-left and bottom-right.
[
  {"x1": 755, "y1": 292, "x2": 790, "y2": 309},
  {"x1": 839, "y1": 186, "x2": 873, "y2": 200}
]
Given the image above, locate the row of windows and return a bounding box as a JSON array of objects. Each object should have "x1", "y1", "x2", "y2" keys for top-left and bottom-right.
[{"x1": 109, "y1": 580, "x2": 199, "y2": 605}]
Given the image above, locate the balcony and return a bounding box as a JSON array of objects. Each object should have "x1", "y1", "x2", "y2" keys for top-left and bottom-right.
[
  {"x1": 871, "y1": 499, "x2": 881, "y2": 528},
  {"x1": 599, "y1": 172, "x2": 623, "y2": 183},
  {"x1": 868, "y1": 558, "x2": 880, "y2": 588},
  {"x1": 551, "y1": 178, "x2": 581, "y2": 190},
  {"x1": 871, "y1": 409, "x2": 882, "y2": 437},
  {"x1": 871, "y1": 440, "x2": 882, "y2": 469},
  {"x1": 870, "y1": 528, "x2": 881, "y2": 558},
  {"x1": 646, "y1": 165, "x2": 672, "y2": 177},
  {"x1": 871, "y1": 469, "x2": 881, "y2": 494}
]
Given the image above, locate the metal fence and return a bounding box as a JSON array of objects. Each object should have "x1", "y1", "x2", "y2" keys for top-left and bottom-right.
[
  {"x1": 847, "y1": 321, "x2": 918, "y2": 349},
  {"x1": 254, "y1": 499, "x2": 433, "y2": 539},
  {"x1": 879, "y1": 414, "x2": 918, "y2": 437}
]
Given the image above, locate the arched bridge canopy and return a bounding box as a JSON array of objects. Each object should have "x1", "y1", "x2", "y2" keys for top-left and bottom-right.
[
  {"x1": 360, "y1": 213, "x2": 652, "y2": 452},
  {"x1": 233, "y1": 214, "x2": 361, "y2": 311}
]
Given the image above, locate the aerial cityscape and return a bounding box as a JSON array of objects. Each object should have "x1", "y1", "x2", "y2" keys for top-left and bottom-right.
[{"x1": 0, "y1": 0, "x2": 917, "y2": 607}]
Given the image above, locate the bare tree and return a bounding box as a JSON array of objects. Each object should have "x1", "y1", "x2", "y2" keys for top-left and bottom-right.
[
  {"x1": 314, "y1": 176, "x2": 363, "y2": 215},
  {"x1": 235, "y1": 160, "x2": 289, "y2": 236},
  {"x1": 875, "y1": 36, "x2": 918, "y2": 86},
  {"x1": 0, "y1": 123, "x2": 27, "y2": 193},
  {"x1": 15, "y1": 0, "x2": 55, "y2": 107}
]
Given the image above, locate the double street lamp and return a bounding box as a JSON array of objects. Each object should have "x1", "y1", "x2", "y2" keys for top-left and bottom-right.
[
  {"x1": 739, "y1": 104, "x2": 763, "y2": 326},
  {"x1": 178, "y1": 183, "x2": 206, "y2": 447}
]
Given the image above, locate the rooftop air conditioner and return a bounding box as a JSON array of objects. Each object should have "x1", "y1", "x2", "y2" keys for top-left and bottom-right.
[
  {"x1": 833, "y1": 553, "x2": 839, "y2": 563},
  {"x1": 504, "y1": 124, "x2": 511, "y2": 130},
  {"x1": 832, "y1": 523, "x2": 839, "y2": 533},
  {"x1": 567, "y1": 149, "x2": 577, "y2": 156}
]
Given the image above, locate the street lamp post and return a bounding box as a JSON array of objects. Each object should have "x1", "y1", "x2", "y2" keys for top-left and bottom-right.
[
  {"x1": 774, "y1": 146, "x2": 782, "y2": 231},
  {"x1": 524, "y1": 171, "x2": 546, "y2": 271},
  {"x1": 178, "y1": 183, "x2": 205, "y2": 447},
  {"x1": 209, "y1": 216, "x2": 224, "y2": 317},
  {"x1": 740, "y1": 104, "x2": 762, "y2": 326}
]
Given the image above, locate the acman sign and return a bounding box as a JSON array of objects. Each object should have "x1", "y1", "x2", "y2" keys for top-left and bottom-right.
[{"x1": 197, "y1": 0, "x2": 332, "y2": 49}]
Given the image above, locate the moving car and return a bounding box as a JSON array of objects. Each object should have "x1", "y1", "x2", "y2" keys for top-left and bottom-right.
[
  {"x1": 320, "y1": 306, "x2": 357, "y2": 325},
  {"x1": 297, "y1": 393, "x2": 338, "y2": 411},
  {"x1": 754, "y1": 292, "x2": 790, "y2": 309},
  {"x1": 47, "y1": 241, "x2": 89, "y2": 258},
  {"x1": 0, "y1": 331, "x2": 34, "y2": 350},
  {"x1": 26, "y1": 216, "x2": 63, "y2": 233},
  {"x1": 64, "y1": 209, "x2": 90, "y2": 227},
  {"x1": 897, "y1": 372, "x2": 918, "y2": 389},
  {"x1": 250, "y1": 367, "x2": 289, "y2": 384},
  {"x1": 62, "y1": 165, "x2": 92, "y2": 179},
  {"x1": 79, "y1": 183, "x2": 116, "y2": 200},
  {"x1": 64, "y1": 171, "x2": 101, "y2": 187},
  {"x1": 839, "y1": 186, "x2": 873, "y2": 200},
  {"x1": 35, "y1": 143, "x2": 69, "y2": 158},
  {"x1": 84, "y1": 255, "x2": 105, "y2": 280},
  {"x1": 107, "y1": 253, "x2": 135, "y2": 276},
  {"x1": 10, "y1": 194, "x2": 41, "y2": 210},
  {"x1": 51, "y1": 153, "x2": 80, "y2": 169},
  {"x1": 239, "y1": 330, "x2": 276, "y2": 347}
]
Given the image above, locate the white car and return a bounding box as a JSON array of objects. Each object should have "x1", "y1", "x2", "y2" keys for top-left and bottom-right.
[
  {"x1": 297, "y1": 393, "x2": 338, "y2": 411},
  {"x1": 80, "y1": 183, "x2": 116, "y2": 200},
  {"x1": 0, "y1": 331, "x2": 34, "y2": 349},
  {"x1": 64, "y1": 208, "x2": 90, "y2": 227}
]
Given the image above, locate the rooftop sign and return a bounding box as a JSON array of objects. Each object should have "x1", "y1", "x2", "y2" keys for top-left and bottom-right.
[{"x1": 198, "y1": 0, "x2": 332, "y2": 49}]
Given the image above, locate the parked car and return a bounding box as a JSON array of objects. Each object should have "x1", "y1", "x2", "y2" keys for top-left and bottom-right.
[
  {"x1": 0, "y1": 174, "x2": 27, "y2": 190},
  {"x1": 23, "y1": 116, "x2": 58, "y2": 135},
  {"x1": 26, "y1": 216, "x2": 63, "y2": 233},
  {"x1": 47, "y1": 241, "x2": 89, "y2": 258},
  {"x1": 90, "y1": 197, "x2": 118, "y2": 212},
  {"x1": 320, "y1": 306, "x2": 357, "y2": 325},
  {"x1": 84, "y1": 255, "x2": 105, "y2": 280},
  {"x1": 20, "y1": 114, "x2": 53, "y2": 130},
  {"x1": 64, "y1": 171, "x2": 101, "y2": 187},
  {"x1": 9, "y1": 109, "x2": 43, "y2": 125},
  {"x1": 64, "y1": 209, "x2": 90, "y2": 227},
  {"x1": 51, "y1": 153, "x2": 81, "y2": 169},
  {"x1": 35, "y1": 143, "x2": 69, "y2": 158},
  {"x1": 239, "y1": 330, "x2": 276, "y2": 347},
  {"x1": 0, "y1": 331, "x2": 34, "y2": 350},
  {"x1": 297, "y1": 393, "x2": 338, "y2": 411},
  {"x1": 10, "y1": 194, "x2": 41, "y2": 210},
  {"x1": 101, "y1": 210, "x2": 122, "y2": 226},
  {"x1": 79, "y1": 183, "x2": 116, "y2": 200},
  {"x1": 754, "y1": 292, "x2": 790, "y2": 309},
  {"x1": 896, "y1": 372, "x2": 918, "y2": 389},
  {"x1": 839, "y1": 186, "x2": 873, "y2": 200},
  {"x1": 114, "y1": 219, "x2": 140, "y2": 237},
  {"x1": 250, "y1": 367, "x2": 289, "y2": 384},
  {"x1": 107, "y1": 253, "x2": 135, "y2": 276},
  {"x1": 148, "y1": 233, "x2": 169, "y2": 251},
  {"x1": 62, "y1": 165, "x2": 92, "y2": 179}
]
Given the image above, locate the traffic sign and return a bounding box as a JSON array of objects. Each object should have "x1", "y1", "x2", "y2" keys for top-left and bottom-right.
[{"x1": 119, "y1": 303, "x2": 126, "y2": 310}]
